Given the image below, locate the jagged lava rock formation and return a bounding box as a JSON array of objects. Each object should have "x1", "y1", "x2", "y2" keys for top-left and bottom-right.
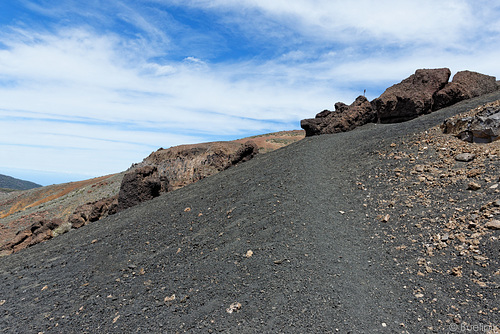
[
  {"x1": 301, "y1": 68, "x2": 498, "y2": 136},
  {"x1": 433, "y1": 70, "x2": 498, "y2": 110},
  {"x1": 374, "y1": 68, "x2": 451, "y2": 123},
  {"x1": 301, "y1": 96, "x2": 375, "y2": 136}
]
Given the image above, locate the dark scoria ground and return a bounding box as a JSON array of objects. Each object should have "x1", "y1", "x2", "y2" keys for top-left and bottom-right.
[{"x1": 1, "y1": 93, "x2": 500, "y2": 333}]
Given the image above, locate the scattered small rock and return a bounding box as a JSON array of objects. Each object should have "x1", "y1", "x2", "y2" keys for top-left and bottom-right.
[
  {"x1": 164, "y1": 294, "x2": 176, "y2": 302},
  {"x1": 467, "y1": 182, "x2": 482, "y2": 190},
  {"x1": 245, "y1": 250, "x2": 254, "y2": 258},
  {"x1": 451, "y1": 266, "x2": 463, "y2": 277},
  {"x1": 485, "y1": 220, "x2": 500, "y2": 230},
  {"x1": 455, "y1": 153, "x2": 476, "y2": 162},
  {"x1": 226, "y1": 302, "x2": 242, "y2": 314},
  {"x1": 381, "y1": 214, "x2": 390, "y2": 223}
]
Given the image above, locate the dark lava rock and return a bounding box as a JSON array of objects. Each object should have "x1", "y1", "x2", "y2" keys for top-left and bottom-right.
[
  {"x1": 373, "y1": 68, "x2": 451, "y2": 123},
  {"x1": 301, "y1": 96, "x2": 375, "y2": 136},
  {"x1": 117, "y1": 166, "x2": 163, "y2": 211},
  {"x1": 229, "y1": 141, "x2": 259, "y2": 166},
  {"x1": 433, "y1": 71, "x2": 498, "y2": 110},
  {"x1": 301, "y1": 68, "x2": 498, "y2": 137},
  {"x1": 442, "y1": 100, "x2": 500, "y2": 143}
]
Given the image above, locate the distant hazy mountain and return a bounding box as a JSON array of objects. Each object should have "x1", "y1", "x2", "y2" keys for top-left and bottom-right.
[{"x1": 0, "y1": 174, "x2": 42, "y2": 190}]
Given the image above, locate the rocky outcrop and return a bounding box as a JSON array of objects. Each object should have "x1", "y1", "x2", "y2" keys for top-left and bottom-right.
[
  {"x1": 229, "y1": 141, "x2": 259, "y2": 166},
  {"x1": 116, "y1": 141, "x2": 259, "y2": 211},
  {"x1": 117, "y1": 166, "x2": 164, "y2": 211},
  {"x1": 71, "y1": 141, "x2": 260, "y2": 222},
  {"x1": 1, "y1": 218, "x2": 64, "y2": 254},
  {"x1": 300, "y1": 96, "x2": 375, "y2": 136},
  {"x1": 69, "y1": 196, "x2": 118, "y2": 228},
  {"x1": 433, "y1": 71, "x2": 498, "y2": 110},
  {"x1": 442, "y1": 100, "x2": 500, "y2": 143},
  {"x1": 373, "y1": 68, "x2": 451, "y2": 123},
  {"x1": 301, "y1": 68, "x2": 498, "y2": 136}
]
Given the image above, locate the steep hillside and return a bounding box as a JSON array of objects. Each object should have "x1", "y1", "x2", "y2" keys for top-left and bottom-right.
[
  {"x1": 0, "y1": 174, "x2": 41, "y2": 191},
  {"x1": 0, "y1": 131, "x2": 304, "y2": 255},
  {"x1": 0, "y1": 92, "x2": 498, "y2": 333}
]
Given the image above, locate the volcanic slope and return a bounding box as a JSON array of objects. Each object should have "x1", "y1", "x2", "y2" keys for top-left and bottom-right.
[{"x1": 1, "y1": 92, "x2": 500, "y2": 333}]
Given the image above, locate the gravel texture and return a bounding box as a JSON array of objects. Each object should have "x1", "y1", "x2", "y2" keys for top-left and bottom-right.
[{"x1": 0, "y1": 92, "x2": 499, "y2": 333}]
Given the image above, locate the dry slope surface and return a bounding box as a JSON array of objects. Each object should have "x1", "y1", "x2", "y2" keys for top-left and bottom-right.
[
  {"x1": 0, "y1": 94, "x2": 499, "y2": 333},
  {"x1": 0, "y1": 131, "x2": 304, "y2": 254}
]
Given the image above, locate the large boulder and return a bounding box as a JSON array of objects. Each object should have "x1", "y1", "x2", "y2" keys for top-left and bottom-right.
[
  {"x1": 433, "y1": 71, "x2": 498, "y2": 110},
  {"x1": 228, "y1": 141, "x2": 259, "y2": 167},
  {"x1": 442, "y1": 100, "x2": 500, "y2": 143},
  {"x1": 117, "y1": 166, "x2": 164, "y2": 211},
  {"x1": 135, "y1": 141, "x2": 258, "y2": 191},
  {"x1": 373, "y1": 68, "x2": 451, "y2": 123},
  {"x1": 301, "y1": 96, "x2": 375, "y2": 136}
]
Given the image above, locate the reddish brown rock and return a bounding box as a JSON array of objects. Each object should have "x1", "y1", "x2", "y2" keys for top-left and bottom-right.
[
  {"x1": 1, "y1": 218, "x2": 64, "y2": 254},
  {"x1": 433, "y1": 71, "x2": 498, "y2": 110},
  {"x1": 373, "y1": 68, "x2": 451, "y2": 123},
  {"x1": 135, "y1": 141, "x2": 258, "y2": 191},
  {"x1": 301, "y1": 96, "x2": 376, "y2": 136},
  {"x1": 229, "y1": 141, "x2": 259, "y2": 166},
  {"x1": 69, "y1": 196, "x2": 118, "y2": 228},
  {"x1": 116, "y1": 141, "x2": 258, "y2": 211}
]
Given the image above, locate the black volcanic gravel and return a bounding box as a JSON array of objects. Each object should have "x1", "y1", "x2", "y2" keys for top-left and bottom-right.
[{"x1": 1, "y1": 92, "x2": 500, "y2": 333}]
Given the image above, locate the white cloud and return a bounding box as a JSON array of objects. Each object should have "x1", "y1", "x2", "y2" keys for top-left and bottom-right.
[
  {"x1": 0, "y1": 27, "x2": 332, "y2": 182},
  {"x1": 174, "y1": 0, "x2": 477, "y2": 45}
]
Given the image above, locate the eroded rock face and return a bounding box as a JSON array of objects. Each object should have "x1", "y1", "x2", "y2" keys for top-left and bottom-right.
[
  {"x1": 116, "y1": 141, "x2": 259, "y2": 210},
  {"x1": 301, "y1": 96, "x2": 375, "y2": 136},
  {"x1": 433, "y1": 71, "x2": 498, "y2": 110},
  {"x1": 442, "y1": 100, "x2": 500, "y2": 143},
  {"x1": 373, "y1": 68, "x2": 451, "y2": 123},
  {"x1": 117, "y1": 166, "x2": 164, "y2": 211},
  {"x1": 1, "y1": 218, "x2": 64, "y2": 254}
]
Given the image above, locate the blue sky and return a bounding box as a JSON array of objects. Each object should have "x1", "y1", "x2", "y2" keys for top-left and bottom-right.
[{"x1": 1, "y1": 0, "x2": 500, "y2": 186}]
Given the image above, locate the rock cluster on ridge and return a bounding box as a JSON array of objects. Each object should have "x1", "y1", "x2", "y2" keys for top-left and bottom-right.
[
  {"x1": 433, "y1": 70, "x2": 498, "y2": 110},
  {"x1": 374, "y1": 68, "x2": 451, "y2": 123},
  {"x1": 301, "y1": 96, "x2": 376, "y2": 136},
  {"x1": 301, "y1": 68, "x2": 498, "y2": 136},
  {"x1": 1, "y1": 218, "x2": 64, "y2": 254}
]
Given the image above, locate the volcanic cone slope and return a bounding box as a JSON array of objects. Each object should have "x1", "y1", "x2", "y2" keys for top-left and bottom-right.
[{"x1": 1, "y1": 91, "x2": 500, "y2": 333}]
